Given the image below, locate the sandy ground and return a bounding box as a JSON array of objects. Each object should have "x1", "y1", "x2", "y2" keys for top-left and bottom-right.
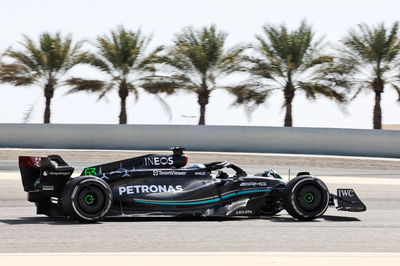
[
  {"x1": 383, "y1": 124, "x2": 400, "y2": 130},
  {"x1": 0, "y1": 253, "x2": 399, "y2": 266}
]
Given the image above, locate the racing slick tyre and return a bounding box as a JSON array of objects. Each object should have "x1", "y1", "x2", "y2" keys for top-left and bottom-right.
[
  {"x1": 283, "y1": 176, "x2": 329, "y2": 221},
  {"x1": 61, "y1": 176, "x2": 112, "y2": 222}
]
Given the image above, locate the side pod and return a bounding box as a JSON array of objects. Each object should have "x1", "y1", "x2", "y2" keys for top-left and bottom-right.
[{"x1": 330, "y1": 189, "x2": 367, "y2": 212}]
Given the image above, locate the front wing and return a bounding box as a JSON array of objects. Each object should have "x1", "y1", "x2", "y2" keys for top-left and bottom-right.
[{"x1": 330, "y1": 189, "x2": 367, "y2": 212}]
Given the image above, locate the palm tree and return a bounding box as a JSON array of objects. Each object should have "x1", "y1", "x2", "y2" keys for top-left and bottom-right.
[
  {"x1": 67, "y1": 26, "x2": 171, "y2": 124},
  {"x1": 242, "y1": 21, "x2": 346, "y2": 127},
  {"x1": 328, "y1": 22, "x2": 400, "y2": 129},
  {"x1": 0, "y1": 33, "x2": 83, "y2": 123},
  {"x1": 142, "y1": 25, "x2": 246, "y2": 125}
]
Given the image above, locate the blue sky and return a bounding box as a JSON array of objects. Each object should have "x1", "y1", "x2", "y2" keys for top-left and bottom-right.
[{"x1": 1, "y1": 0, "x2": 399, "y2": 128}]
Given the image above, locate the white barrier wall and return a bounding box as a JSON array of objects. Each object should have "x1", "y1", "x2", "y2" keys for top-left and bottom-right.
[{"x1": 0, "y1": 124, "x2": 399, "y2": 157}]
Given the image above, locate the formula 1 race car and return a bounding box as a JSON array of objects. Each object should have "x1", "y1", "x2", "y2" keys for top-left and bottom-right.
[{"x1": 18, "y1": 147, "x2": 366, "y2": 222}]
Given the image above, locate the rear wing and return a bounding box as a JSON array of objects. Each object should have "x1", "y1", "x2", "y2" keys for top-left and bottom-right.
[{"x1": 19, "y1": 155, "x2": 74, "y2": 195}]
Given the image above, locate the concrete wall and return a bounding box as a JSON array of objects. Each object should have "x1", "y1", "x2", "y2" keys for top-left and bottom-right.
[{"x1": 0, "y1": 124, "x2": 399, "y2": 158}]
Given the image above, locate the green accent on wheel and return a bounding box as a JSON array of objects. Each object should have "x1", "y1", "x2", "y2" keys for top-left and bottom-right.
[
  {"x1": 304, "y1": 192, "x2": 314, "y2": 203},
  {"x1": 84, "y1": 194, "x2": 95, "y2": 205}
]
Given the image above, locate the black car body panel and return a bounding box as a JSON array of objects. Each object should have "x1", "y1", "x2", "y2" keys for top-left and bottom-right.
[{"x1": 18, "y1": 147, "x2": 366, "y2": 221}]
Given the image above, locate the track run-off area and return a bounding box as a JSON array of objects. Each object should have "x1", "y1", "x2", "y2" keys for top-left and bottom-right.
[{"x1": 0, "y1": 148, "x2": 400, "y2": 254}]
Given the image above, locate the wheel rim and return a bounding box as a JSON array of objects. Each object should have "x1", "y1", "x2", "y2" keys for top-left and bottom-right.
[
  {"x1": 77, "y1": 185, "x2": 106, "y2": 214},
  {"x1": 304, "y1": 192, "x2": 314, "y2": 203},
  {"x1": 84, "y1": 193, "x2": 95, "y2": 205},
  {"x1": 295, "y1": 183, "x2": 325, "y2": 213}
]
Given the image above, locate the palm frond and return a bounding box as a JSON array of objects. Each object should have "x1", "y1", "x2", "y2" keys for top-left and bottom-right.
[
  {"x1": 303, "y1": 55, "x2": 333, "y2": 69},
  {"x1": 246, "y1": 20, "x2": 341, "y2": 117},
  {"x1": 297, "y1": 82, "x2": 347, "y2": 103},
  {"x1": 224, "y1": 83, "x2": 272, "y2": 119},
  {"x1": 141, "y1": 75, "x2": 186, "y2": 94},
  {"x1": 66, "y1": 78, "x2": 109, "y2": 96},
  {"x1": 218, "y1": 45, "x2": 247, "y2": 74},
  {"x1": 224, "y1": 83, "x2": 271, "y2": 106},
  {"x1": 0, "y1": 63, "x2": 38, "y2": 85},
  {"x1": 343, "y1": 22, "x2": 400, "y2": 69},
  {"x1": 0, "y1": 32, "x2": 84, "y2": 88},
  {"x1": 391, "y1": 83, "x2": 400, "y2": 101},
  {"x1": 126, "y1": 83, "x2": 139, "y2": 102},
  {"x1": 22, "y1": 99, "x2": 38, "y2": 123},
  {"x1": 152, "y1": 93, "x2": 172, "y2": 121},
  {"x1": 159, "y1": 24, "x2": 247, "y2": 108},
  {"x1": 96, "y1": 26, "x2": 151, "y2": 72},
  {"x1": 136, "y1": 45, "x2": 164, "y2": 71},
  {"x1": 78, "y1": 52, "x2": 112, "y2": 73},
  {"x1": 333, "y1": 21, "x2": 400, "y2": 106}
]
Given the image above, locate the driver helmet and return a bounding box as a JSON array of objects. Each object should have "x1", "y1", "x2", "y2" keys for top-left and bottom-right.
[{"x1": 186, "y1": 164, "x2": 206, "y2": 169}]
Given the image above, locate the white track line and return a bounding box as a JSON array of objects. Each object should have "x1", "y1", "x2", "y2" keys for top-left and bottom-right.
[
  {"x1": 2, "y1": 252, "x2": 399, "y2": 266},
  {"x1": 1, "y1": 252, "x2": 400, "y2": 255}
]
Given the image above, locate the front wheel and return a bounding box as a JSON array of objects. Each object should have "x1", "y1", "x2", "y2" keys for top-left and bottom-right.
[
  {"x1": 283, "y1": 176, "x2": 329, "y2": 221},
  {"x1": 61, "y1": 176, "x2": 112, "y2": 222}
]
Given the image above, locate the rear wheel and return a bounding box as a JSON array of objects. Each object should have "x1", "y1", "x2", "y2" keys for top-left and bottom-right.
[
  {"x1": 283, "y1": 176, "x2": 329, "y2": 221},
  {"x1": 61, "y1": 176, "x2": 112, "y2": 222}
]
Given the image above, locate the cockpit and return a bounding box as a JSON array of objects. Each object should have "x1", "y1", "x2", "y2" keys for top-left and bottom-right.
[
  {"x1": 184, "y1": 161, "x2": 247, "y2": 179},
  {"x1": 185, "y1": 163, "x2": 206, "y2": 170}
]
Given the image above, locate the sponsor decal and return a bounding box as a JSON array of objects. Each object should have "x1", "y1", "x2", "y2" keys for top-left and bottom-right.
[
  {"x1": 153, "y1": 170, "x2": 187, "y2": 176},
  {"x1": 45, "y1": 171, "x2": 71, "y2": 176},
  {"x1": 118, "y1": 184, "x2": 183, "y2": 195},
  {"x1": 240, "y1": 182, "x2": 267, "y2": 187},
  {"x1": 144, "y1": 156, "x2": 174, "y2": 166},
  {"x1": 83, "y1": 168, "x2": 97, "y2": 176},
  {"x1": 194, "y1": 172, "x2": 206, "y2": 176},
  {"x1": 234, "y1": 210, "x2": 253, "y2": 215},
  {"x1": 42, "y1": 170, "x2": 71, "y2": 177},
  {"x1": 338, "y1": 189, "x2": 354, "y2": 197}
]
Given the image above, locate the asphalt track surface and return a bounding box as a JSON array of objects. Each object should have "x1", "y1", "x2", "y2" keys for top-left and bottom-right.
[{"x1": 1, "y1": 149, "x2": 400, "y2": 253}]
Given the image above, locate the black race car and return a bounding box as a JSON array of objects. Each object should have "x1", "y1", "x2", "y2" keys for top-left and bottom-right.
[{"x1": 19, "y1": 147, "x2": 366, "y2": 222}]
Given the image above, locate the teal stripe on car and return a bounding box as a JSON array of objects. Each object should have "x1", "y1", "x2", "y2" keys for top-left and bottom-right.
[
  {"x1": 134, "y1": 189, "x2": 271, "y2": 205},
  {"x1": 221, "y1": 189, "x2": 271, "y2": 199}
]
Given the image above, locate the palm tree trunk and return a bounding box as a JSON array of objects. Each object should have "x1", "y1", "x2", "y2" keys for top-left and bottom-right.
[
  {"x1": 373, "y1": 91, "x2": 382, "y2": 129},
  {"x1": 119, "y1": 95, "x2": 127, "y2": 124},
  {"x1": 199, "y1": 104, "x2": 206, "y2": 125},
  {"x1": 43, "y1": 82, "x2": 54, "y2": 124},
  {"x1": 372, "y1": 78, "x2": 384, "y2": 130},
  {"x1": 197, "y1": 90, "x2": 209, "y2": 125},
  {"x1": 118, "y1": 82, "x2": 129, "y2": 124},
  {"x1": 284, "y1": 100, "x2": 293, "y2": 127},
  {"x1": 44, "y1": 97, "x2": 52, "y2": 124},
  {"x1": 284, "y1": 83, "x2": 295, "y2": 127}
]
